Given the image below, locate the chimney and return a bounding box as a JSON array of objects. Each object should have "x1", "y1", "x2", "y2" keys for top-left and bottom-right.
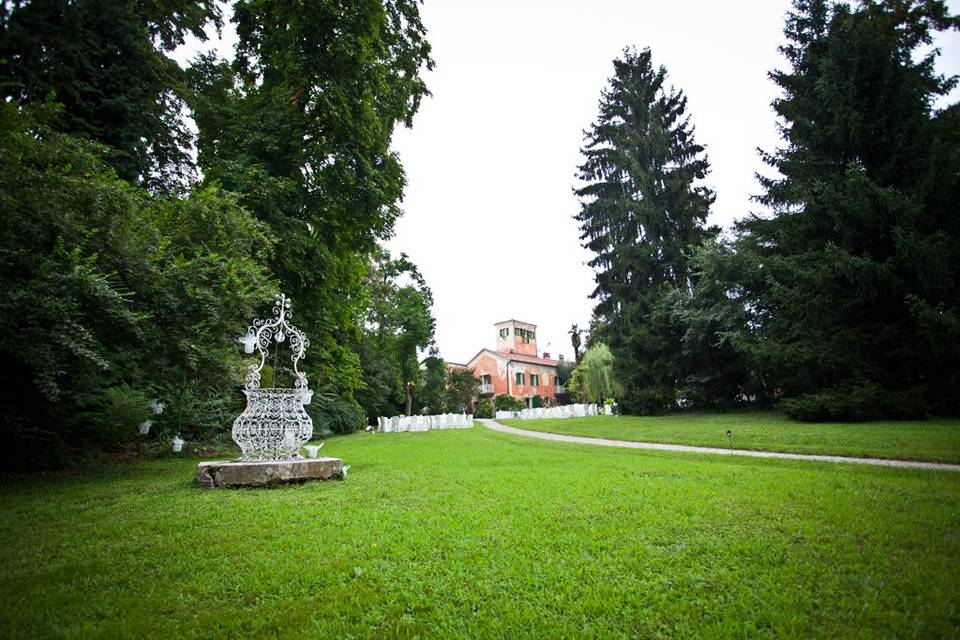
[
  {"x1": 543, "y1": 352, "x2": 550, "y2": 359},
  {"x1": 559, "y1": 354, "x2": 565, "y2": 361}
]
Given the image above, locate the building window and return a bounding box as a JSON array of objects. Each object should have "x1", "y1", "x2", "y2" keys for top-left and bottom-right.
[
  {"x1": 499, "y1": 328, "x2": 509, "y2": 338},
  {"x1": 481, "y1": 374, "x2": 491, "y2": 385},
  {"x1": 516, "y1": 328, "x2": 535, "y2": 344},
  {"x1": 530, "y1": 374, "x2": 539, "y2": 387},
  {"x1": 515, "y1": 372, "x2": 525, "y2": 386}
]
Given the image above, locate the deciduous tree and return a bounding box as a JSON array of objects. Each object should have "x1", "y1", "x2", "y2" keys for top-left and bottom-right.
[
  {"x1": 1, "y1": 0, "x2": 221, "y2": 191},
  {"x1": 187, "y1": 0, "x2": 434, "y2": 398}
]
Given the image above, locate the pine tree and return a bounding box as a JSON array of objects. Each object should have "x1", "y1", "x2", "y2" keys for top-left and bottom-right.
[
  {"x1": 736, "y1": 0, "x2": 960, "y2": 419},
  {"x1": 575, "y1": 48, "x2": 716, "y2": 414}
]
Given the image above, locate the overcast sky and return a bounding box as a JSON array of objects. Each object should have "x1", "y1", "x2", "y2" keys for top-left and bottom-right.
[
  {"x1": 387, "y1": 0, "x2": 960, "y2": 365},
  {"x1": 178, "y1": 1, "x2": 960, "y2": 365}
]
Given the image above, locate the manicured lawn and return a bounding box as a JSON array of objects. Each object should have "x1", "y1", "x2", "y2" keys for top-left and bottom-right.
[
  {"x1": 1, "y1": 427, "x2": 959, "y2": 638},
  {"x1": 500, "y1": 412, "x2": 960, "y2": 463}
]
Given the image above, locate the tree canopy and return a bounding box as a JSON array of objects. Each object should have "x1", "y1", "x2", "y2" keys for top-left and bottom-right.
[
  {"x1": 731, "y1": 0, "x2": 960, "y2": 419},
  {"x1": 0, "y1": 0, "x2": 222, "y2": 192},
  {"x1": 0, "y1": 0, "x2": 436, "y2": 466},
  {"x1": 187, "y1": 0, "x2": 434, "y2": 399},
  {"x1": 354, "y1": 249, "x2": 436, "y2": 419},
  {"x1": 0, "y1": 101, "x2": 275, "y2": 467},
  {"x1": 575, "y1": 2, "x2": 959, "y2": 420}
]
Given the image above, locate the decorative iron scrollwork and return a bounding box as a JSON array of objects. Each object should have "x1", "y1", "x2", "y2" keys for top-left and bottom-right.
[{"x1": 232, "y1": 294, "x2": 313, "y2": 460}]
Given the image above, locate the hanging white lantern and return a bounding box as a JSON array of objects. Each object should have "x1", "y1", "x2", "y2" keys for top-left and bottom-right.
[
  {"x1": 150, "y1": 399, "x2": 165, "y2": 415},
  {"x1": 139, "y1": 419, "x2": 153, "y2": 435},
  {"x1": 172, "y1": 435, "x2": 185, "y2": 453},
  {"x1": 238, "y1": 332, "x2": 258, "y2": 354}
]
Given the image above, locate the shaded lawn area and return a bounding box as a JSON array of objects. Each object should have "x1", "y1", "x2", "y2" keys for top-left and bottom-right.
[
  {"x1": 500, "y1": 412, "x2": 960, "y2": 463},
  {"x1": 1, "y1": 427, "x2": 959, "y2": 638}
]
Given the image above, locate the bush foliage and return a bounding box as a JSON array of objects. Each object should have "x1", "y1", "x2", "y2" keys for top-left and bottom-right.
[{"x1": 0, "y1": 102, "x2": 276, "y2": 467}]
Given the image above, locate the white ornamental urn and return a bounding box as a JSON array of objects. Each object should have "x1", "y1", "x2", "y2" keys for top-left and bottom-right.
[{"x1": 231, "y1": 294, "x2": 314, "y2": 461}]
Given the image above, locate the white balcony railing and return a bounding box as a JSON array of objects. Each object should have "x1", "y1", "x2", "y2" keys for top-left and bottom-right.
[
  {"x1": 554, "y1": 385, "x2": 565, "y2": 394},
  {"x1": 479, "y1": 383, "x2": 494, "y2": 395}
]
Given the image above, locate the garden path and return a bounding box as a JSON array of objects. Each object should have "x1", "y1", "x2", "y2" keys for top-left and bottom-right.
[{"x1": 478, "y1": 419, "x2": 960, "y2": 472}]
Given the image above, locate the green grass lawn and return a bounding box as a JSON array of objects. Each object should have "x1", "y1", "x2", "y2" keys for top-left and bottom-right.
[
  {"x1": 1, "y1": 427, "x2": 959, "y2": 638},
  {"x1": 500, "y1": 412, "x2": 960, "y2": 463}
]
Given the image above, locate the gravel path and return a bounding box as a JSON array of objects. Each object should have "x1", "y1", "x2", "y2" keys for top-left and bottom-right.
[{"x1": 478, "y1": 419, "x2": 960, "y2": 472}]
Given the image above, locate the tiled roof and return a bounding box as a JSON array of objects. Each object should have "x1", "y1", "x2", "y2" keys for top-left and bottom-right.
[
  {"x1": 466, "y1": 348, "x2": 561, "y2": 368},
  {"x1": 493, "y1": 319, "x2": 537, "y2": 327}
]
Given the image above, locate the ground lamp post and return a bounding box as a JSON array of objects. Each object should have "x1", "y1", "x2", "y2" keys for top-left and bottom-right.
[{"x1": 196, "y1": 294, "x2": 344, "y2": 487}]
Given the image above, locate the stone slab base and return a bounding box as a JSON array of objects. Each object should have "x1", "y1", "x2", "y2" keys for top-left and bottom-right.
[{"x1": 196, "y1": 457, "x2": 343, "y2": 488}]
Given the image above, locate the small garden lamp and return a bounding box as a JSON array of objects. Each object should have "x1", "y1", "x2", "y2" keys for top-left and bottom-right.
[{"x1": 172, "y1": 434, "x2": 185, "y2": 453}]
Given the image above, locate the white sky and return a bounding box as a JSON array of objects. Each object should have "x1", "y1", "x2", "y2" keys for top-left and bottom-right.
[{"x1": 177, "y1": 1, "x2": 960, "y2": 365}]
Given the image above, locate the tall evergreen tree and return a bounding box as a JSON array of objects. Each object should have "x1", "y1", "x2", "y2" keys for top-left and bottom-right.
[
  {"x1": 734, "y1": 0, "x2": 960, "y2": 419},
  {"x1": 575, "y1": 48, "x2": 716, "y2": 414}
]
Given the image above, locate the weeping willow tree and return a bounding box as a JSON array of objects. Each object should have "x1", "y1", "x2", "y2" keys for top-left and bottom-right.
[{"x1": 568, "y1": 344, "x2": 621, "y2": 403}]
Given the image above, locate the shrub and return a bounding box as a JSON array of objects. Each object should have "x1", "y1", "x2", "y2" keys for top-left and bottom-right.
[
  {"x1": 307, "y1": 393, "x2": 366, "y2": 435},
  {"x1": 159, "y1": 386, "x2": 243, "y2": 443},
  {"x1": 474, "y1": 399, "x2": 492, "y2": 419},
  {"x1": 781, "y1": 384, "x2": 926, "y2": 422},
  {"x1": 493, "y1": 395, "x2": 525, "y2": 412},
  {"x1": 81, "y1": 384, "x2": 152, "y2": 448}
]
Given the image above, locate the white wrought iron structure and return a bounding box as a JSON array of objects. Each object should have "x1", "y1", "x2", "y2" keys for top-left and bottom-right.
[{"x1": 231, "y1": 294, "x2": 314, "y2": 460}]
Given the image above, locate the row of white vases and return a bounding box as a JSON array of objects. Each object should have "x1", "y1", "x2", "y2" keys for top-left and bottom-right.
[
  {"x1": 495, "y1": 403, "x2": 601, "y2": 420},
  {"x1": 377, "y1": 413, "x2": 474, "y2": 433}
]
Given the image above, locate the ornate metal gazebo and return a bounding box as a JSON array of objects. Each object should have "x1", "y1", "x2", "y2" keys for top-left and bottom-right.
[{"x1": 231, "y1": 294, "x2": 314, "y2": 460}]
